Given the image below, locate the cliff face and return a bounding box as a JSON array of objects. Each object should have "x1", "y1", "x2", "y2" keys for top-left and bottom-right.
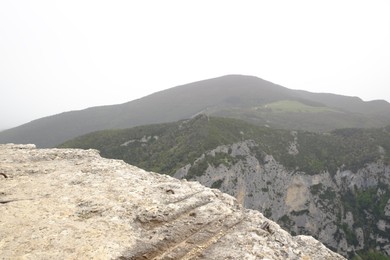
[
  {"x1": 174, "y1": 140, "x2": 390, "y2": 258},
  {"x1": 0, "y1": 144, "x2": 344, "y2": 259}
]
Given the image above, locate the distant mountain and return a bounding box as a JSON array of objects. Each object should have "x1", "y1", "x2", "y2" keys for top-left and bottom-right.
[
  {"x1": 1, "y1": 75, "x2": 390, "y2": 147},
  {"x1": 59, "y1": 115, "x2": 390, "y2": 258}
]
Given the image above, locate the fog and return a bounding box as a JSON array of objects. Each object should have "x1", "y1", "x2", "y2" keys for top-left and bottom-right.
[{"x1": 1, "y1": 0, "x2": 390, "y2": 129}]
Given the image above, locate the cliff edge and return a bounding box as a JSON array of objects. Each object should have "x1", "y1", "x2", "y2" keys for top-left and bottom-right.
[{"x1": 0, "y1": 144, "x2": 345, "y2": 259}]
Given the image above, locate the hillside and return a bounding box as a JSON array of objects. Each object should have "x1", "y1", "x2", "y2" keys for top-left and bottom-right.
[
  {"x1": 59, "y1": 116, "x2": 390, "y2": 258},
  {"x1": 0, "y1": 144, "x2": 345, "y2": 259},
  {"x1": 59, "y1": 115, "x2": 390, "y2": 177},
  {"x1": 2, "y1": 75, "x2": 390, "y2": 147}
]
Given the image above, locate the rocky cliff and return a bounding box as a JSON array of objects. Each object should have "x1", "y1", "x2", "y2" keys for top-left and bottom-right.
[
  {"x1": 174, "y1": 140, "x2": 390, "y2": 258},
  {"x1": 0, "y1": 144, "x2": 344, "y2": 259}
]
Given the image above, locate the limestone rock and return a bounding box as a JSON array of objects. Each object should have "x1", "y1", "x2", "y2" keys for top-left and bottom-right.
[
  {"x1": 0, "y1": 144, "x2": 345, "y2": 259},
  {"x1": 174, "y1": 140, "x2": 390, "y2": 257}
]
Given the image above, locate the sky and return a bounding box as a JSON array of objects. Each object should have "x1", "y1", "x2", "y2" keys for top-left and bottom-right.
[{"x1": 1, "y1": 0, "x2": 390, "y2": 130}]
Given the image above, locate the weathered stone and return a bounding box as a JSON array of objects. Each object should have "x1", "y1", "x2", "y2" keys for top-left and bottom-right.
[
  {"x1": 174, "y1": 140, "x2": 390, "y2": 257},
  {"x1": 0, "y1": 144, "x2": 344, "y2": 259}
]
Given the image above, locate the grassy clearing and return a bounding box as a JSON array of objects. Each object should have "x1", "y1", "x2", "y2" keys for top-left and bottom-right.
[{"x1": 264, "y1": 100, "x2": 337, "y2": 113}]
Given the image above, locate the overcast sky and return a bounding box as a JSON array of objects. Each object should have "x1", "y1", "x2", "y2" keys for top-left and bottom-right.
[{"x1": 1, "y1": 1, "x2": 390, "y2": 129}]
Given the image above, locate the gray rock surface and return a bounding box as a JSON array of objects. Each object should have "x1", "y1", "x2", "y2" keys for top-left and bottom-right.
[
  {"x1": 0, "y1": 144, "x2": 344, "y2": 259},
  {"x1": 174, "y1": 140, "x2": 390, "y2": 257}
]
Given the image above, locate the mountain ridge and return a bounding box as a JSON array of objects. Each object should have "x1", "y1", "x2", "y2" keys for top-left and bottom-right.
[{"x1": 1, "y1": 75, "x2": 390, "y2": 147}]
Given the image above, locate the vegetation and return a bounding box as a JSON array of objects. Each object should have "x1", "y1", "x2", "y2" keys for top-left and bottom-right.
[
  {"x1": 343, "y1": 185, "x2": 390, "y2": 222},
  {"x1": 282, "y1": 127, "x2": 390, "y2": 175},
  {"x1": 290, "y1": 209, "x2": 310, "y2": 216},
  {"x1": 340, "y1": 223, "x2": 358, "y2": 246},
  {"x1": 341, "y1": 184, "x2": 390, "y2": 258},
  {"x1": 211, "y1": 179, "x2": 224, "y2": 189},
  {"x1": 60, "y1": 116, "x2": 390, "y2": 177},
  {"x1": 60, "y1": 115, "x2": 294, "y2": 175},
  {"x1": 310, "y1": 183, "x2": 323, "y2": 195},
  {"x1": 352, "y1": 249, "x2": 390, "y2": 260},
  {"x1": 264, "y1": 100, "x2": 337, "y2": 113},
  {"x1": 278, "y1": 215, "x2": 294, "y2": 230}
]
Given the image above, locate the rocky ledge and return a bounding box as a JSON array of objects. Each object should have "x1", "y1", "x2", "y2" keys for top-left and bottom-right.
[{"x1": 0, "y1": 144, "x2": 345, "y2": 259}]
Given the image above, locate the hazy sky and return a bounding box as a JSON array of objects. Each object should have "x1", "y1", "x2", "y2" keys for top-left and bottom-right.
[{"x1": 1, "y1": 1, "x2": 390, "y2": 129}]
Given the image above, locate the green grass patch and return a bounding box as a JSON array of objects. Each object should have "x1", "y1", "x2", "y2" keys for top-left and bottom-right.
[{"x1": 264, "y1": 100, "x2": 337, "y2": 113}]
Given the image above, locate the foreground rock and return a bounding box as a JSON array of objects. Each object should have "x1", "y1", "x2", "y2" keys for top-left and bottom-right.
[{"x1": 0, "y1": 144, "x2": 344, "y2": 259}]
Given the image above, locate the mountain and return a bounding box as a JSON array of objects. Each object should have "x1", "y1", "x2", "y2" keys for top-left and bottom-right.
[
  {"x1": 59, "y1": 116, "x2": 390, "y2": 258},
  {"x1": 1, "y1": 75, "x2": 390, "y2": 147}
]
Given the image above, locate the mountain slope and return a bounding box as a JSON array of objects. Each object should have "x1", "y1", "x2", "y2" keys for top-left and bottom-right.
[
  {"x1": 59, "y1": 115, "x2": 390, "y2": 177},
  {"x1": 59, "y1": 116, "x2": 390, "y2": 258},
  {"x1": 2, "y1": 75, "x2": 390, "y2": 147}
]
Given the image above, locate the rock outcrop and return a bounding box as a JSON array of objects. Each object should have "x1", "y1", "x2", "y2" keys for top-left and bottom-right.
[
  {"x1": 174, "y1": 140, "x2": 390, "y2": 257},
  {"x1": 0, "y1": 144, "x2": 344, "y2": 259}
]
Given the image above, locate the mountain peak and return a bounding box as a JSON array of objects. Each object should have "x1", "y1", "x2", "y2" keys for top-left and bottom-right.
[{"x1": 1, "y1": 75, "x2": 390, "y2": 147}]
